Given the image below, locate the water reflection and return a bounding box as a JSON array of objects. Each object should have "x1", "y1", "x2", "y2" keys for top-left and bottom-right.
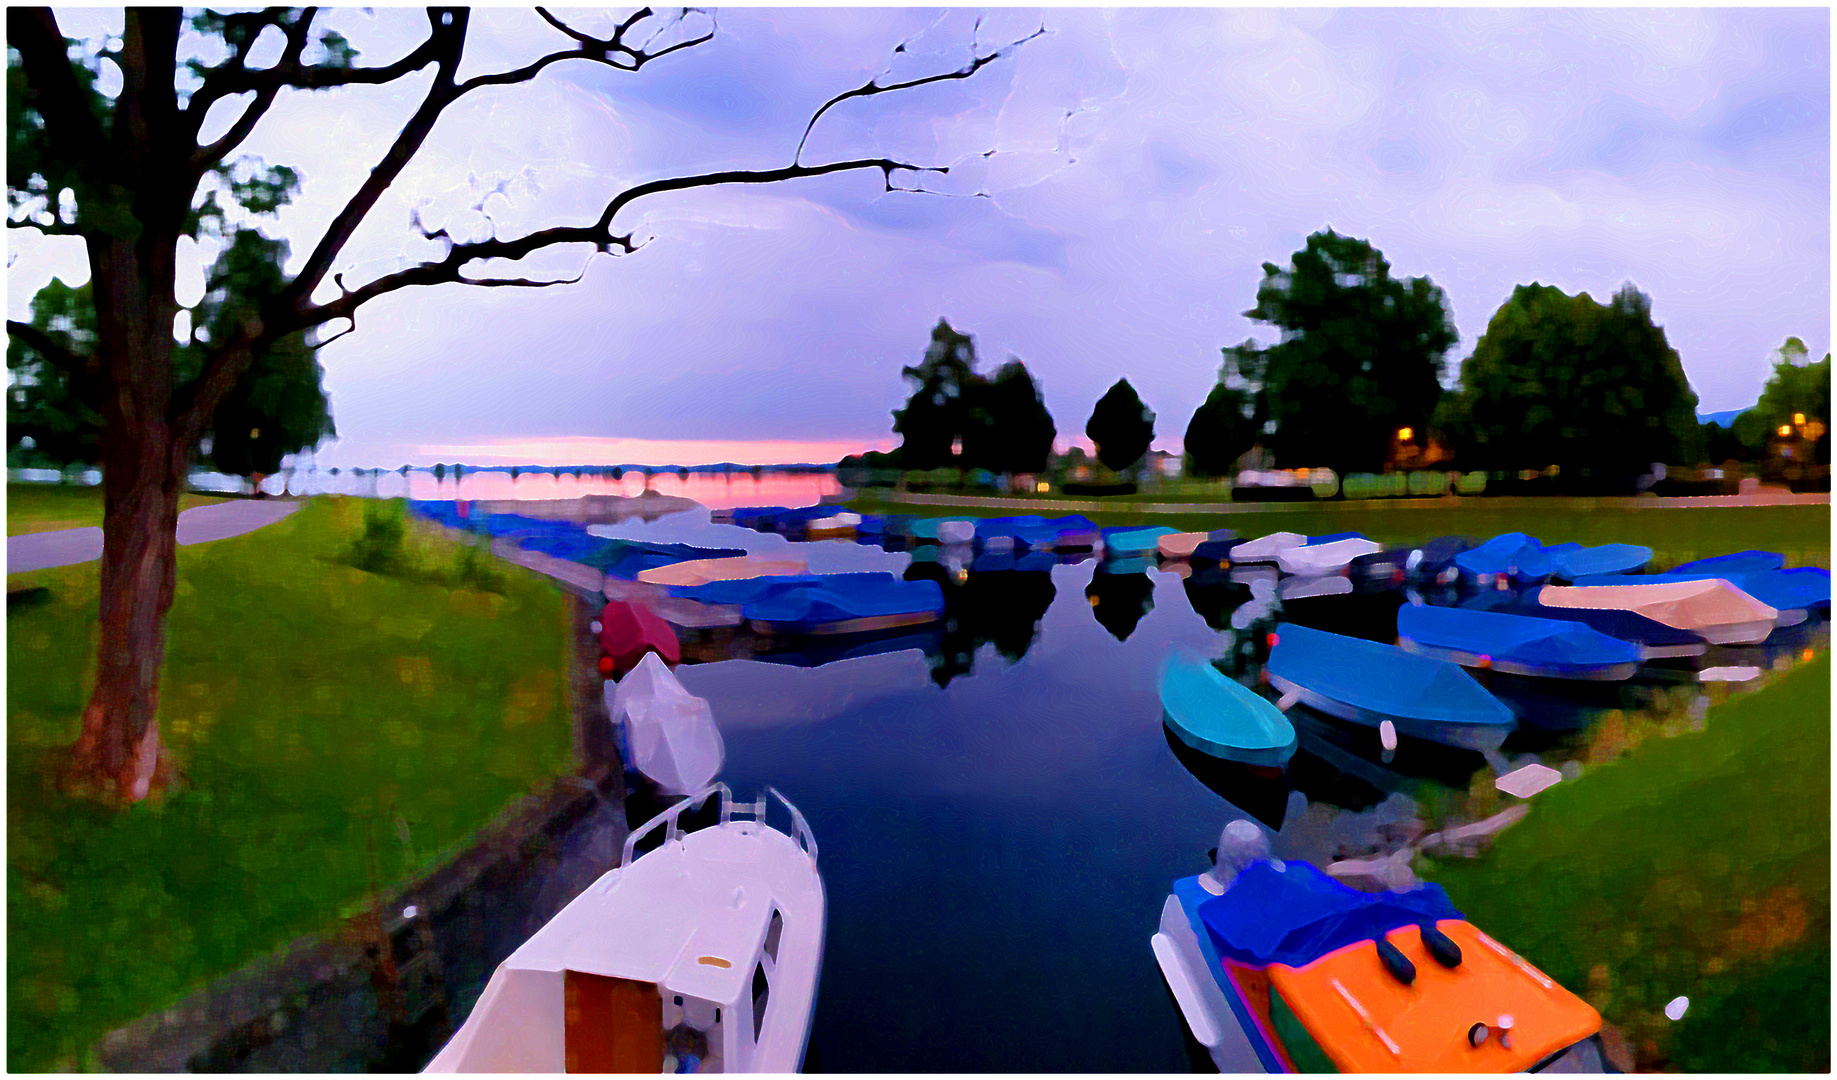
[{"x1": 1085, "y1": 569, "x2": 1156, "y2": 642}]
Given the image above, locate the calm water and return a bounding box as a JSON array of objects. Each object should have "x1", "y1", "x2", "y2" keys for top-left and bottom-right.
[{"x1": 576, "y1": 510, "x2": 1828, "y2": 1073}]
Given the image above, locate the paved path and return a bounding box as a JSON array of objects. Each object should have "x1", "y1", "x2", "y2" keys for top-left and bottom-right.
[{"x1": 7, "y1": 498, "x2": 302, "y2": 574}]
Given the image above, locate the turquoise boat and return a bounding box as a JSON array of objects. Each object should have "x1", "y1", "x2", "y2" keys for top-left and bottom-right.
[
  {"x1": 1103, "y1": 526, "x2": 1181, "y2": 558},
  {"x1": 1158, "y1": 650, "x2": 1297, "y2": 767}
]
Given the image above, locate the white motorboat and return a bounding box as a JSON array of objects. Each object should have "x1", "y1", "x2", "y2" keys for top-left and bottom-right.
[
  {"x1": 1229, "y1": 531, "x2": 1307, "y2": 565},
  {"x1": 426, "y1": 785, "x2": 825, "y2": 1073}
]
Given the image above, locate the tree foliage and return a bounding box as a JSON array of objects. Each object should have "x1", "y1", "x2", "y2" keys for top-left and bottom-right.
[
  {"x1": 1226, "y1": 229, "x2": 1455, "y2": 473},
  {"x1": 7, "y1": 278, "x2": 102, "y2": 467},
  {"x1": 1086, "y1": 378, "x2": 1155, "y2": 473},
  {"x1": 963, "y1": 358, "x2": 1056, "y2": 475},
  {"x1": 891, "y1": 318, "x2": 980, "y2": 470},
  {"x1": 1732, "y1": 337, "x2": 1831, "y2": 463},
  {"x1": 1437, "y1": 282, "x2": 1701, "y2": 490},
  {"x1": 1183, "y1": 350, "x2": 1261, "y2": 477},
  {"x1": 891, "y1": 320, "x2": 1058, "y2": 476}
]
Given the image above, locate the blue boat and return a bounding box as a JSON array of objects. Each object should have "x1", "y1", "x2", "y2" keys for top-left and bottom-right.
[
  {"x1": 1671, "y1": 550, "x2": 1785, "y2": 576},
  {"x1": 745, "y1": 575, "x2": 945, "y2": 636},
  {"x1": 1455, "y1": 532, "x2": 1553, "y2": 584},
  {"x1": 1264, "y1": 624, "x2": 1517, "y2": 751},
  {"x1": 1549, "y1": 543, "x2": 1653, "y2": 580},
  {"x1": 1191, "y1": 537, "x2": 1246, "y2": 566},
  {"x1": 1397, "y1": 604, "x2": 1640, "y2": 680},
  {"x1": 1304, "y1": 530, "x2": 1371, "y2": 546},
  {"x1": 1158, "y1": 650, "x2": 1297, "y2": 768},
  {"x1": 1410, "y1": 536, "x2": 1477, "y2": 582},
  {"x1": 1467, "y1": 587, "x2": 1710, "y2": 658}
]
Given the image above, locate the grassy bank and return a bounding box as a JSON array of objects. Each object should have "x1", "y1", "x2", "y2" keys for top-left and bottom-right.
[
  {"x1": 7, "y1": 496, "x2": 575, "y2": 1070},
  {"x1": 1425, "y1": 652, "x2": 1831, "y2": 1071},
  {"x1": 847, "y1": 494, "x2": 1831, "y2": 570},
  {"x1": 7, "y1": 482, "x2": 230, "y2": 536}
]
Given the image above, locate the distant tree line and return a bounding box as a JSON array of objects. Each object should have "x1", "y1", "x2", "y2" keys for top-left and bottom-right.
[{"x1": 859, "y1": 229, "x2": 1826, "y2": 496}]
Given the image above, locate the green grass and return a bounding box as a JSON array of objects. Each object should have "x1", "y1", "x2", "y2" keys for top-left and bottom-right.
[
  {"x1": 848, "y1": 494, "x2": 1831, "y2": 570},
  {"x1": 7, "y1": 482, "x2": 230, "y2": 536},
  {"x1": 1423, "y1": 651, "x2": 1831, "y2": 1071},
  {"x1": 7, "y1": 496, "x2": 575, "y2": 1071}
]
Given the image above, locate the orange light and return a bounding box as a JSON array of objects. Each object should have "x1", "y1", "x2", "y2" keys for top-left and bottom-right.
[
  {"x1": 1794, "y1": 413, "x2": 1806, "y2": 425},
  {"x1": 1398, "y1": 427, "x2": 1414, "y2": 441},
  {"x1": 1780, "y1": 425, "x2": 1794, "y2": 437},
  {"x1": 1804, "y1": 648, "x2": 1816, "y2": 662}
]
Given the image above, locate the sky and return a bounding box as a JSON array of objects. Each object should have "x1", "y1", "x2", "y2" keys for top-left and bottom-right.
[{"x1": 9, "y1": 7, "x2": 1830, "y2": 467}]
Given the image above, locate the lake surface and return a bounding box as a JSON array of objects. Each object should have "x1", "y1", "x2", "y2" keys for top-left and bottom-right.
[{"x1": 568, "y1": 509, "x2": 1827, "y2": 1073}]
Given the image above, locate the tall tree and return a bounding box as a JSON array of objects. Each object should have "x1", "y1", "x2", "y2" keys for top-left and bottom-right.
[
  {"x1": 961, "y1": 357, "x2": 1055, "y2": 476},
  {"x1": 1226, "y1": 229, "x2": 1456, "y2": 473},
  {"x1": 891, "y1": 318, "x2": 982, "y2": 470},
  {"x1": 1437, "y1": 282, "x2": 1701, "y2": 490},
  {"x1": 1183, "y1": 348, "x2": 1261, "y2": 477},
  {"x1": 7, "y1": 7, "x2": 1040, "y2": 804},
  {"x1": 1085, "y1": 378, "x2": 1155, "y2": 474}
]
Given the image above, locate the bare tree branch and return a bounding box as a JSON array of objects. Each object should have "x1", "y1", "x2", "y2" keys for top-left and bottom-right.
[
  {"x1": 272, "y1": 8, "x2": 471, "y2": 326},
  {"x1": 795, "y1": 23, "x2": 1048, "y2": 165},
  {"x1": 7, "y1": 319, "x2": 96, "y2": 379},
  {"x1": 457, "y1": 7, "x2": 714, "y2": 91},
  {"x1": 187, "y1": 10, "x2": 318, "y2": 175},
  {"x1": 291, "y1": 156, "x2": 941, "y2": 336}
]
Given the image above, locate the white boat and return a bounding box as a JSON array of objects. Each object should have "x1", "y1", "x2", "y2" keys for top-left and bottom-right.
[
  {"x1": 609, "y1": 652, "x2": 726, "y2": 794},
  {"x1": 1229, "y1": 531, "x2": 1306, "y2": 564},
  {"x1": 426, "y1": 786, "x2": 825, "y2": 1073},
  {"x1": 1275, "y1": 537, "x2": 1383, "y2": 575}
]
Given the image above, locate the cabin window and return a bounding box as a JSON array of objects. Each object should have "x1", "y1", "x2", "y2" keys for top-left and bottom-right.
[
  {"x1": 751, "y1": 961, "x2": 771, "y2": 1042},
  {"x1": 764, "y1": 908, "x2": 784, "y2": 963}
]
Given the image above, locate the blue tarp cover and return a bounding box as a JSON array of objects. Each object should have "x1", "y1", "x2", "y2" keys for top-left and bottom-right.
[
  {"x1": 1550, "y1": 543, "x2": 1653, "y2": 579},
  {"x1": 1266, "y1": 624, "x2": 1515, "y2": 728},
  {"x1": 744, "y1": 575, "x2": 945, "y2": 628},
  {"x1": 1472, "y1": 588, "x2": 1708, "y2": 649},
  {"x1": 1306, "y1": 531, "x2": 1371, "y2": 546},
  {"x1": 1672, "y1": 551, "x2": 1784, "y2": 576},
  {"x1": 1399, "y1": 604, "x2": 1640, "y2": 676},
  {"x1": 1197, "y1": 860, "x2": 1463, "y2": 969}
]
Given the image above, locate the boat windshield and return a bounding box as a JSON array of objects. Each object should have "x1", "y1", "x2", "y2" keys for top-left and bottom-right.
[{"x1": 1529, "y1": 1034, "x2": 1612, "y2": 1073}]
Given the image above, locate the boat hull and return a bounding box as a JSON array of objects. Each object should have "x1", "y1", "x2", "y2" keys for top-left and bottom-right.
[{"x1": 1268, "y1": 673, "x2": 1510, "y2": 753}]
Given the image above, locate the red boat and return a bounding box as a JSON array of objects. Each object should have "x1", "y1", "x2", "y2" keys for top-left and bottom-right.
[{"x1": 598, "y1": 600, "x2": 681, "y2": 675}]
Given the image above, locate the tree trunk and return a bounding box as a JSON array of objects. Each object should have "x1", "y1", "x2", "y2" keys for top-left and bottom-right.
[
  {"x1": 63, "y1": 214, "x2": 186, "y2": 803},
  {"x1": 63, "y1": 424, "x2": 186, "y2": 803}
]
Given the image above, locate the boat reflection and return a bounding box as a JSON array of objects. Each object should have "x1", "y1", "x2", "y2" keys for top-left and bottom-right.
[{"x1": 1162, "y1": 724, "x2": 1291, "y2": 830}]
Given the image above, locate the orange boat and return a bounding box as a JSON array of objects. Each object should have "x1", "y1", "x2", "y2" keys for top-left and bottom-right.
[
  {"x1": 1152, "y1": 823, "x2": 1606, "y2": 1073},
  {"x1": 1264, "y1": 921, "x2": 1603, "y2": 1072}
]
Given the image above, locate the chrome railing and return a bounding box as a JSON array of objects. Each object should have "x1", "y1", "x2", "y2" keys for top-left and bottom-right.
[{"x1": 620, "y1": 784, "x2": 818, "y2": 867}]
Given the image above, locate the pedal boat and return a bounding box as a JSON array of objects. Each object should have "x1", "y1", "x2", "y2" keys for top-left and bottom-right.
[
  {"x1": 426, "y1": 786, "x2": 824, "y2": 1073},
  {"x1": 1152, "y1": 823, "x2": 1606, "y2": 1074}
]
